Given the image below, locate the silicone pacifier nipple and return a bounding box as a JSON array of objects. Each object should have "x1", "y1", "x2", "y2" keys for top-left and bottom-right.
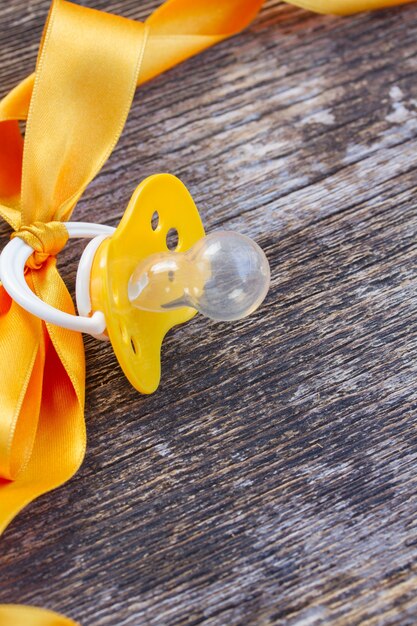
[{"x1": 128, "y1": 231, "x2": 270, "y2": 321}]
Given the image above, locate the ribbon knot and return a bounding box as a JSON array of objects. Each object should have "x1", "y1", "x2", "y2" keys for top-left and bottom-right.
[{"x1": 11, "y1": 221, "x2": 69, "y2": 270}]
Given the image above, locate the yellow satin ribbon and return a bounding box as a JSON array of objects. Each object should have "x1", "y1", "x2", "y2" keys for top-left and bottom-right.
[
  {"x1": 0, "y1": 0, "x2": 412, "y2": 624},
  {"x1": 0, "y1": 0, "x2": 148, "y2": 536}
]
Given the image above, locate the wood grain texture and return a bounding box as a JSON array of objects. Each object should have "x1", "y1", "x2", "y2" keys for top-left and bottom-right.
[{"x1": 1, "y1": 1, "x2": 417, "y2": 624}]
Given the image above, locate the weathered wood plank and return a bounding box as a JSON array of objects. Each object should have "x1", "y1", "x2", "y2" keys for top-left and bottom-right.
[{"x1": 2, "y1": 1, "x2": 417, "y2": 624}]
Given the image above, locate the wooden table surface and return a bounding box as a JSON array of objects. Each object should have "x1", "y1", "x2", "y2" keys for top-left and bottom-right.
[{"x1": 2, "y1": 1, "x2": 417, "y2": 624}]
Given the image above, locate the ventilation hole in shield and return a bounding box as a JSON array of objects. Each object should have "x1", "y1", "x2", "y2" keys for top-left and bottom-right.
[
  {"x1": 151, "y1": 211, "x2": 159, "y2": 231},
  {"x1": 166, "y1": 228, "x2": 179, "y2": 251}
]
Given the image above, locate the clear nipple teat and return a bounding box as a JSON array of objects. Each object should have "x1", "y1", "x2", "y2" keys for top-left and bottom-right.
[{"x1": 128, "y1": 231, "x2": 270, "y2": 321}]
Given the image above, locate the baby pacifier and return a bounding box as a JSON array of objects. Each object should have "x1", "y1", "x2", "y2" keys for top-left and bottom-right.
[{"x1": 1, "y1": 174, "x2": 270, "y2": 393}]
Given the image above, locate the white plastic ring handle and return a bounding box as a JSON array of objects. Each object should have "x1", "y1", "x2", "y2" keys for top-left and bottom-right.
[{"x1": 0, "y1": 222, "x2": 115, "y2": 335}]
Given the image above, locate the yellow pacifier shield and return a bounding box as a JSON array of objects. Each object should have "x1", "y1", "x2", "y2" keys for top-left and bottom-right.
[{"x1": 90, "y1": 174, "x2": 205, "y2": 393}]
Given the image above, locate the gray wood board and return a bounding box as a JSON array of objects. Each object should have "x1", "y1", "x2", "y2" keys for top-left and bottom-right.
[{"x1": 1, "y1": 1, "x2": 417, "y2": 624}]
